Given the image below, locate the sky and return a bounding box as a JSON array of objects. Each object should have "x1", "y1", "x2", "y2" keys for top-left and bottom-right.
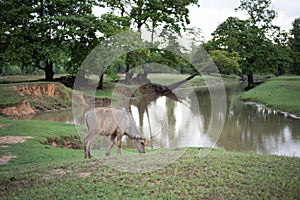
[{"x1": 188, "y1": 0, "x2": 300, "y2": 40}]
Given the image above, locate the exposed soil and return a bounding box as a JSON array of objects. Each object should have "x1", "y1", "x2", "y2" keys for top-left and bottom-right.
[
  {"x1": 0, "y1": 136, "x2": 34, "y2": 144},
  {"x1": 0, "y1": 123, "x2": 10, "y2": 129},
  {"x1": 1, "y1": 99, "x2": 36, "y2": 116},
  {"x1": 43, "y1": 136, "x2": 83, "y2": 150},
  {"x1": 0, "y1": 83, "x2": 73, "y2": 117},
  {"x1": 0, "y1": 155, "x2": 17, "y2": 165},
  {"x1": 14, "y1": 83, "x2": 70, "y2": 98}
]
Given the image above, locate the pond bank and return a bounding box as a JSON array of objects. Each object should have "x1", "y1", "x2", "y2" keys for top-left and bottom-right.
[
  {"x1": 0, "y1": 82, "x2": 73, "y2": 117},
  {"x1": 241, "y1": 75, "x2": 300, "y2": 117}
]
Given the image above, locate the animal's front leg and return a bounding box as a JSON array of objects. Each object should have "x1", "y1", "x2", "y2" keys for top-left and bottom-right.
[
  {"x1": 116, "y1": 133, "x2": 123, "y2": 156},
  {"x1": 106, "y1": 134, "x2": 116, "y2": 157}
]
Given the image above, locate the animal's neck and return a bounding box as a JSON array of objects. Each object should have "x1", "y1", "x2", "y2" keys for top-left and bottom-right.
[{"x1": 125, "y1": 132, "x2": 139, "y2": 140}]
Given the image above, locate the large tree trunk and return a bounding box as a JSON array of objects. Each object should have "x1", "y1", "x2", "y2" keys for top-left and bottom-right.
[
  {"x1": 168, "y1": 70, "x2": 200, "y2": 90},
  {"x1": 167, "y1": 62, "x2": 213, "y2": 90},
  {"x1": 97, "y1": 73, "x2": 104, "y2": 90},
  {"x1": 125, "y1": 63, "x2": 134, "y2": 83},
  {"x1": 45, "y1": 60, "x2": 54, "y2": 81},
  {"x1": 245, "y1": 74, "x2": 255, "y2": 91}
]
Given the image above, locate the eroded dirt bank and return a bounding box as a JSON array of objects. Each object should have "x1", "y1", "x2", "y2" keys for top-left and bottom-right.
[{"x1": 0, "y1": 83, "x2": 73, "y2": 117}]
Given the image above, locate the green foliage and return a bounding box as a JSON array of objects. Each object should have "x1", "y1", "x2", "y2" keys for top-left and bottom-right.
[
  {"x1": 210, "y1": 50, "x2": 242, "y2": 74},
  {"x1": 104, "y1": 0, "x2": 199, "y2": 36},
  {"x1": 207, "y1": 0, "x2": 293, "y2": 87},
  {"x1": 290, "y1": 18, "x2": 300, "y2": 74},
  {"x1": 291, "y1": 18, "x2": 300, "y2": 52},
  {"x1": 0, "y1": 65, "x2": 22, "y2": 75},
  {"x1": 0, "y1": 0, "x2": 102, "y2": 80},
  {"x1": 235, "y1": 0, "x2": 277, "y2": 29}
]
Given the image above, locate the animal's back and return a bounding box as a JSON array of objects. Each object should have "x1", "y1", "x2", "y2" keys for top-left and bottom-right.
[{"x1": 85, "y1": 107, "x2": 129, "y2": 135}]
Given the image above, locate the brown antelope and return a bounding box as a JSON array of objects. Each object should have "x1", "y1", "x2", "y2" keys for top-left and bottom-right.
[{"x1": 84, "y1": 107, "x2": 146, "y2": 158}]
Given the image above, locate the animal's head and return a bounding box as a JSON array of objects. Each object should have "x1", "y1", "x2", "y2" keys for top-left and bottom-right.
[{"x1": 133, "y1": 136, "x2": 147, "y2": 153}]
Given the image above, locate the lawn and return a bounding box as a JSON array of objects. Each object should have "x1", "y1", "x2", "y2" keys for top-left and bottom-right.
[
  {"x1": 0, "y1": 116, "x2": 299, "y2": 199},
  {"x1": 1, "y1": 75, "x2": 299, "y2": 199},
  {"x1": 242, "y1": 76, "x2": 300, "y2": 116}
]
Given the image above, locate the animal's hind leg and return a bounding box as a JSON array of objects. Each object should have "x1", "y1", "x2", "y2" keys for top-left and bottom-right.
[
  {"x1": 84, "y1": 132, "x2": 97, "y2": 158},
  {"x1": 106, "y1": 134, "x2": 116, "y2": 157}
]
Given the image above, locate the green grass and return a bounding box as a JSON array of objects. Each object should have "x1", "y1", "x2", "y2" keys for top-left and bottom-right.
[
  {"x1": 0, "y1": 85, "x2": 23, "y2": 107},
  {"x1": 0, "y1": 118, "x2": 82, "y2": 170},
  {"x1": 0, "y1": 116, "x2": 300, "y2": 199},
  {"x1": 148, "y1": 73, "x2": 239, "y2": 87},
  {"x1": 0, "y1": 82, "x2": 72, "y2": 112},
  {"x1": 88, "y1": 74, "x2": 239, "y2": 99},
  {"x1": 1, "y1": 75, "x2": 299, "y2": 199},
  {"x1": 1, "y1": 148, "x2": 299, "y2": 199},
  {"x1": 0, "y1": 74, "x2": 67, "y2": 84},
  {"x1": 242, "y1": 76, "x2": 300, "y2": 115}
]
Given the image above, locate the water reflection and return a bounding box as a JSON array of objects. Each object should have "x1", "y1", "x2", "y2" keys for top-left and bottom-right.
[
  {"x1": 32, "y1": 85, "x2": 300, "y2": 157},
  {"x1": 216, "y1": 86, "x2": 300, "y2": 157},
  {"x1": 129, "y1": 96, "x2": 215, "y2": 149}
]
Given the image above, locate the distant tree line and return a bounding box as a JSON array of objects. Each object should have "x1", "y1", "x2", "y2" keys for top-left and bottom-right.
[
  {"x1": 0, "y1": 0, "x2": 299, "y2": 90},
  {"x1": 0, "y1": 0, "x2": 198, "y2": 83},
  {"x1": 201, "y1": 0, "x2": 300, "y2": 89}
]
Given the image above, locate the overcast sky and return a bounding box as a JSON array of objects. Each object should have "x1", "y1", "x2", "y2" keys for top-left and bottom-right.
[{"x1": 189, "y1": 0, "x2": 300, "y2": 40}]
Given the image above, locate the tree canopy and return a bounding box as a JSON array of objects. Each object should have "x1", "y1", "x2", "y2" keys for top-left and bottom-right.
[
  {"x1": 206, "y1": 0, "x2": 293, "y2": 89},
  {"x1": 0, "y1": 0, "x2": 103, "y2": 80},
  {"x1": 290, "y1": 17, "x2": 300, "y2": 74},
  {"x1": 0, "y1": 0, "x2": 199, "y2": 82}
]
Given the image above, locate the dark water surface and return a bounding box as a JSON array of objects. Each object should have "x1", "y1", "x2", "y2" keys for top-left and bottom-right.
[{"x1": 32, "y1": 85, "x2": 300, "y2": 157}]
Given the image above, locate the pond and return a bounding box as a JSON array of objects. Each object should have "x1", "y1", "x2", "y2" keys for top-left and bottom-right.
[{"x1": 32, "y1": 84, "x2": 300, "y2": 157}]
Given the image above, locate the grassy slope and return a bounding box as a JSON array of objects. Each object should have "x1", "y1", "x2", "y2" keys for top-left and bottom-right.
[
  {"x1": 0, "y1": 117, "x2": 299, "y2": 199},
  {"x1": 1, "y1": 75, "x2": 299, "y2": 199},
  {"x1": 0, "y1": 82, "x2": 72, "y2": 110},
  {"x1": 242, "y1": 76, "x2": 300, "y2": 116},
  {"x1": 0, "y1": 85, "x2": 23, "y2": 107}
]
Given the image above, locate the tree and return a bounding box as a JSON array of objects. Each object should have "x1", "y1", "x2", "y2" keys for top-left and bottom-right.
[
  {"x1": 291, "y1": 18, "x2": 300, "y2": 52},
  {"x1": 104, "y1": 0, "x2": 199, "y2": 37},
  {"x1": 209, "y1": 0, "x2": 285, "y2": 89},
  {"x1": 290, "y1": 17, "x2": 300, "y2": 74},
  {"x1": 92, "y1": 0, "x2": 199, "y2": 86},
  {"x1": 235, "y1": 0, "x2": 277, "y2": 29},
  {"x1": 0, "y1": 0, "x2": 102, "y2": 81},
  {"x1": 210, "y1": 50, "x2": 242, "y2": 75}
]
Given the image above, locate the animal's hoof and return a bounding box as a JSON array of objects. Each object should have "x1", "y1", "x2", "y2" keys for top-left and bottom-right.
[{"x1": 105, "y1": 152, "x2": 110, "y2": 157}]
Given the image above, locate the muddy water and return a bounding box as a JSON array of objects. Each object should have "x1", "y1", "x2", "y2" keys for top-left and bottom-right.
[{"x1": 32, "y1": 85, "x2": 300, "y2": 157}]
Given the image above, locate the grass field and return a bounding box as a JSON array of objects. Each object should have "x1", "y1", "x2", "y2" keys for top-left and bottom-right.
[
  {"x1": 0, "y1": 85, "x2": 23, "y2": 107},
  {"x1": 242, "y1": 76, "x2": 300, "y2": 116},
  {"x1": 0, "y1": 116, "x2": 300, "y2": 199},
  {"x1": 92, "y1": 74, "x2": 239, "y2": 98},
  {"x1": 1, "y1": 74, "x2": 299, "y2": 199}
]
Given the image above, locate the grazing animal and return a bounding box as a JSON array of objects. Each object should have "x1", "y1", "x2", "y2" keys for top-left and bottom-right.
[{"x1": 84, "y1": 107, "x2": 146, "y2": 158}]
